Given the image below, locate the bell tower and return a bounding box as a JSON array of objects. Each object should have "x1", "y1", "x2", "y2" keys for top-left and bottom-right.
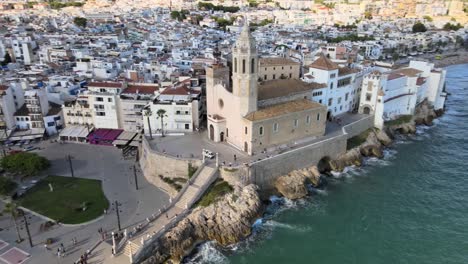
[{"x1": 232, "y1": 22, "x2": 258, "y2": 116}]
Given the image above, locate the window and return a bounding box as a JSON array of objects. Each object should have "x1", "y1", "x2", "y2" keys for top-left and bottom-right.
[
  {"x1": 290, "y1": 66, "x2": 292, "y2": 69},
  {"x1": 282, "y1": 66, "x2": 284, "y2": 70},
  {"x1": 319, "y1": 99, "x2": 322, "y2": 104},
  {"x1": 330, "y1": 73, "x2": 336, "y2": 78},
  {"x1": 96, "y1": 97, "x2": 104, "y2": 102},
  {"x1": 251, "y1": 58, "x2": 255, "y2": 74},
  {"x1": 99, "y1": 88, "x2": 106, "y2": 93},
  {"x1": 273, "y1": 74, "x2": 276, "y2": 79},
  {"x1": 176, "y1": 110, "x2": 181, "y2": 115},
  {"x1": 338, "y1": 97, "x2": 342, "y2": 104},
  {"x1": 47, "y1": 121, "x2": 55, "y2": 127},
  {"x1": 108, "y1": 98, "x2": 112, "y2": 103},
  {"x1": 293, "y1": 119, "x2": 298, "y2": 128},
  {"x1": 185, "y1": 124, "x2": 190, "y2": 130},
  {"x1": 367, "y1": 81, "x2": 373, "y2": 91},
  {"x1": 245, "y1": 126, "x2": 248, "y2": 135},
  {"x1": 317, "y1": 113, "x2": 320, "y2": 121},
  {"x1": 96, "y1": 112, "x2": 106, "y2": 116},
  {"x1": 306, "y1": 115, "x2": 311, "y2": 124},
  {"x1": 264, "y1": 75, "x2": 267, "y2": 80},
  {"x1": 328, "y1": 98, "x2": 333, "y2": 106},
  {"x1": 259, "y1": 126, "x2": 264, "y2": 136},
  {"x1": 330, "y1": 82, "x2": 334, "y2": 89},
  {"x1": 273, "y1": 123, "x2": 279, "y2": 133},
  {"x1": 226, "y1": 128, "x2": 228, "y2": 137},
  {"x1": 273, "y1": 67, "x2": 276, "y2": 70},
  {"x1": 242, "y1": 59, "x2": 246, "y2": 73},
  {"x1": 289, "y1": 73, "x2": 292, "y2": 78},
  {"x1": 366, "y1": 93, "x2": 372, "y2": 101},
  {"x1": 345, "y1": 93, "x2": 349, "y2": 101},
  {"x1": 234, "y1": 58, "x2": 237, "y2": 72}
]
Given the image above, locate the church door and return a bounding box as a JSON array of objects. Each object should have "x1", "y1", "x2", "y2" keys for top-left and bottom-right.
[
  {"x1": 209, "y1": 124, "x2": 214, "y2": 141},
  {"x1": 220, "y1": 132, "x2": 224, "y2": 142}
]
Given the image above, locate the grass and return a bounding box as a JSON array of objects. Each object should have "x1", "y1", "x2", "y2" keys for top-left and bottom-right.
[
  {"x1": 384, "y1": 115, "x2": 413, "y2": 127},
  {"x1": 223, "y1": 167, "x2": 238, "y2": 172},
  {"x1": 188, "y1": 163, "x2": 198, "y2": 179},
  {"x1": 194, "y1": 179, "x2": 233, "y2": 208},
  {"x1": 346, "y1": 128, "x2": 372, "y2": 150},
  {"x1": 18, "y1": 176, "x2": 109, "y2": 224},
  {"x1": 159, "y1": 175, "x2": 183, "y2": 191}
]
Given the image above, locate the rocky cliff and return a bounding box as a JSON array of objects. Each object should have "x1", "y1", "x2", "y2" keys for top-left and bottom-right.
[
  {"x1": 274, "y1": 166, "x2": 322, "y2": 200},
  {"x1": 141, "y1": 184, "x2": 262, "y2": 264}
]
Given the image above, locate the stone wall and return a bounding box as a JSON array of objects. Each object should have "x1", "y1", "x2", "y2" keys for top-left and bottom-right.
[
  {"x1": 342, "y1": 115, "x2": 375, "y2": 139},
  {"x1": 246, "y1": 134, "x2": 348, "y2": 193},
  {"x1": 140, "y1": 137, "x2": 203, "y2": 196},
  {"x1": 219, "y1": 166, "x2": 250, "y2": 187}
]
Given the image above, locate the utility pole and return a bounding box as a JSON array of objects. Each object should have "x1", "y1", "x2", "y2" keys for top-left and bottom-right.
[
  {"x1": 133, "y1": 165, "x2": 139, "y2": 190},
  {"x1": 21, "y1": 210, "x2": 33, "y2": 248},
  {"x1": 67, "y1": 155, "x2": 74, "y2": 177},
  {"x1": 115, "y1": 201, "x2": 121, "y2": 231}
]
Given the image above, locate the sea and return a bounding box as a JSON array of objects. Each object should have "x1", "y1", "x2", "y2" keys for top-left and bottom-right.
[{"x1": 184, "y1": 63, "x2": 468, "y2": 264}]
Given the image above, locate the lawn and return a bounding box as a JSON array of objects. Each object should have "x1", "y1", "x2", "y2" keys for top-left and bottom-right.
[
  {"x1": 18, "y1": 176, "x2": 109, "y2": 224},
  {"x1": 194, "y1": 179, "x2": 233, "y2": 208}
]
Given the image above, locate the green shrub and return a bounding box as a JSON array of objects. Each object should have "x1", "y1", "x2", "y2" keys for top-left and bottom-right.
[
  {"x1": 0, "y1": 176, "x2": 17, "y2": 195},
  {"x1": 195, "y1": 179, "x2": 233, "y2": 208},
  {"x1": 1, "y1": 152, "x2": 50, "y2": 177}
]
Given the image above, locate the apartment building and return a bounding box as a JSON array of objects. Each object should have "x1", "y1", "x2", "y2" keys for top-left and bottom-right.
[
  {"x1": 87, "y1": 82, "x2": 124, "y2": 129},
  {"x1": 258, "y1": 57, "x2": 301, "y2": 81},
  {"x1": 119, "y1": 83, "x2": 158, "y2": 133}
]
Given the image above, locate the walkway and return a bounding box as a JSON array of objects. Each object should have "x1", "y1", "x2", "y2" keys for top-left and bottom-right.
[{"x1": 103, "y1": 164, "x2": 218, "y2": 264}]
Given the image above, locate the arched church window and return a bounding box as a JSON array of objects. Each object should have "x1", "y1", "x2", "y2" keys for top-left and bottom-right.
[
  {"x1": 251, "y1": 58, "x2": 255, "y2": 74},
  {"x1": 242, "y1": 59, "x2": 246, "y2": 73},
  {"x1": 234, "y1": 58, "x2": 237, "y2": 73}
]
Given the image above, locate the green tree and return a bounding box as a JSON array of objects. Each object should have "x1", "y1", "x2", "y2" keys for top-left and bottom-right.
[
  {"x1": 423, "y1": 15, "x2": 433, "y2": 22},
  {"x1": 144, "y1": 108, "x2": 153, "y2": 139},
  {"x1": 0, "y1": 176, "x2": 17, "y2": 195},
  {"x1": 392, "y1": 53, "x2": 400, "y2": 61},
  {"x1": 3, "y1": 203, "x2": 22, "y2": 243},
  {"x1": 364, "y1": 11, "x2": 373, "y2": 20},
  {"x1": 0, "y1": 152, "x2": 50, "y2": 177},
  {"x1": 156, "y1": 109, "x2": 168, "y2": 137},
  {"x1": 73, "y1": 17, "x2": 87, "y2": 28},
  {"x1": 1, "y1": 53, "x2": 12, "y2": 66},
  {"x1": 412, "y1": 22, "x2": 427, "y2": 33}
]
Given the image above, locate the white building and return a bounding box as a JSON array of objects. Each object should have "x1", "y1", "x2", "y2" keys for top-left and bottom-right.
[
  {"x1": 87, "y1": 82, "x2": 124, "y2": 129},
  {"x1": 144, "y1": 79, "x2": 202, "y2": 135},
  {"x1": 119, "y1": 83, "x2": 158, "y2": 133},
  {"x1": 304, "y1": 54, "x2": 359, "y2": 119}
]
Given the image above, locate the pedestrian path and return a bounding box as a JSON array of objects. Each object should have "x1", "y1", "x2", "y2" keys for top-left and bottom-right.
[{"x1": 108, "y1": 164, "x2": 218, "y2": 263}]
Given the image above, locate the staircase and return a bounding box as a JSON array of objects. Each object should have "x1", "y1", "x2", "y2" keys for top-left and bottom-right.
[
  {"x1": 123, "y1": 241, "x2": 140, "y2": 257},
  {"x1": 175, "y1": 165, "x2": 216, "y2": 209}
]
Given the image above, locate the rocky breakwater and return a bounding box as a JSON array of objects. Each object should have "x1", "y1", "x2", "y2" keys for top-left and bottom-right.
[
  {"x1": 141, "y1": 184, "x2": 262, "y2": 264},
  {"x1": 274, "y1": 166, "x2": 322, "y2": 200}
]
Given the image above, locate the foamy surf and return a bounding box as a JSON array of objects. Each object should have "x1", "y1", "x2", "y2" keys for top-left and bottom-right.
[{"x1": 185, "y1": 241, "x2": 229, "y2": 264}]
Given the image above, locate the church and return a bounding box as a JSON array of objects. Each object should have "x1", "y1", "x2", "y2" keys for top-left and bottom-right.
[{"x1": 206, "y1": 23, "x2": 327, "y2": 155}]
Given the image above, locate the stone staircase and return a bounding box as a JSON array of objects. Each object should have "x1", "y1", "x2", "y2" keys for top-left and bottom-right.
[
  {"x1": 123, "y1": 241, "x2": 140, "y2": 257},
  {"x1": 175, "y1": 165, "x2": 216, "y2": 209}
]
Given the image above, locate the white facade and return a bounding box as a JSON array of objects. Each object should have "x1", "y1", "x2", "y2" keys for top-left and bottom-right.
[{"x1": 87, "y1": 82, "x2": 123, "y2": 129}]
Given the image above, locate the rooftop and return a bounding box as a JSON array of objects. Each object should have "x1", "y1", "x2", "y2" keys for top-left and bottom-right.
[
  {"x1": 309, "y1": 54, "x2": 339, "y2": 71},
  {"x1": 258, "y1": 79, "x2": 326, "y2": 101},
  {"x1": 87, "y1": 82, "x2": 123, "y2": 88},
  {"x1": 392, "y1": 68, "x2": 423, "y2": 77},
  {"x1": 123, "y1": 84, "x2": 158, "y2": 94},
  {"x1": 259, "y1": 57, "x2": 300, "y2": 67},
  {"x1": 244, "y1": 99, "x2": 323, "y2": 122}
]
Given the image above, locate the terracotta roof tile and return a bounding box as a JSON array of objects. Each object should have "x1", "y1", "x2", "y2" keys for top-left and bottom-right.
[
  {"x1": 309, "y1": 54, "x2": 339, "y2": 71},
  {"x1": 244, "y1": 99, "x2": 324, "y2": 121}
]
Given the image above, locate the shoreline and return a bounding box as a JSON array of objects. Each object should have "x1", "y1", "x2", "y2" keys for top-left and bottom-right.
[{"x1": 433, "y1": 50, "x2": 468, "y2": 68}]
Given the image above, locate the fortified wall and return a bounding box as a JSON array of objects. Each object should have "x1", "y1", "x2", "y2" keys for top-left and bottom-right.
[
  {"x1": 140, "y1": 137, "x2": 202, "y2": 196},
  {"x1": 219, "y1": 115, "x2": 375, "y2": 194}
]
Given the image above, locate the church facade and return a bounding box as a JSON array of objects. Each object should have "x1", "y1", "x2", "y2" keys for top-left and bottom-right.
[{"x1": 206, "y1": 24, "x2": 327, "y2": 155}]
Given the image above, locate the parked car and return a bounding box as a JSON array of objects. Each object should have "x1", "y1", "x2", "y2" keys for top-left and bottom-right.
[
  {"x1": 23, "y1": 146, "x2": 37, "y2": 152},
  {"x1": 203, "y1": 149, "x2": 215, "y2": 159}
]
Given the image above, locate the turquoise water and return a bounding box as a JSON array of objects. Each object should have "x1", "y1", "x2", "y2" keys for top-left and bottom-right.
[{"x1": 187, "y1": 64, "x2": 468, "y2": 264}]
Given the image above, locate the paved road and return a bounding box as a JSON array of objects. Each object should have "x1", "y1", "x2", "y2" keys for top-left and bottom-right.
[{"x1": 0, "y1": 141, "x2": 170, "y2": 264}]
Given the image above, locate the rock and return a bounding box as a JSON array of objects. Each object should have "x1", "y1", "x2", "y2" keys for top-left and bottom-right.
[
  {"x1": 275, "y1": 173, "x2": 308, "y2": 200},
  {"x1": 306, "y1": 166, "x2": 322, "y2": 187},
  {"x1": 375, "y1": 129, "x2": 392, "y2": 146},
  {"x1": 141, "y1": 185, "x2": 262, "y2": 264},
  {"x1": 331, "y1": 148, "x2": 363, "y2": 172},
  {"x1": 435, "y1": 109, "x2": 444, "y2": 117}
]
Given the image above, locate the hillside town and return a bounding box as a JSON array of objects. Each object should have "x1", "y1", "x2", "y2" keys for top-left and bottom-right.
[{"x1": 0, "y1": 0, "x2": 466, "y2": 264}]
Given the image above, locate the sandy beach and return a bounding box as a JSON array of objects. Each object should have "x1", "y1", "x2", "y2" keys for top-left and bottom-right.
[{"x1": 434, "y1": 50, "x2": 468, "y2": 68}]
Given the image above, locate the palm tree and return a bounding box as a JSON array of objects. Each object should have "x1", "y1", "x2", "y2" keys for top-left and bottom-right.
[
  {"x1": 143, "y1": 108, "x2": 153, "y2": 139},
  {"x1": 156, "y1": 109, "x2": 168, "y2": 137},
  {"x1": 3, "y1": 203, "x2": 22, "y2": 243}
]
